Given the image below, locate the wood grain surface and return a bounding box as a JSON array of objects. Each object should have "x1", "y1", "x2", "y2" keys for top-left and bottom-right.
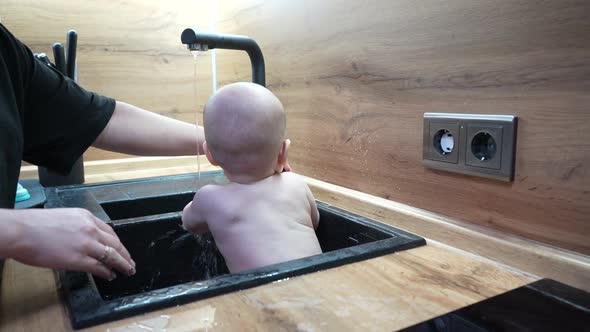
[
  {"x1": 19, "y1": 157, "x2": 590, "y2": 292},
  {"x1": 8, "y1": 162, "x2": 589, "y2": 331},
  {"x1": 5, "y1": 1, "x2": 588, "y2": 253},
  {"x1": 213, "y1": 0, "x2": 590, "y2": 254},
  {"x1": 3, "y1": 0, "x2": 588, "y2": 261},
  {"x1": 21, "y1": 156, "x2": 590, "y2": 291},
  {"x1": 1, "y1": 0, "x2": 215, "y2": 161},
  {"x1": 0, "y1": 243, "x2": 533, "y2": 332},
  {"x1": 306, "y1": 177, "x2": 590, "y2": 292}
]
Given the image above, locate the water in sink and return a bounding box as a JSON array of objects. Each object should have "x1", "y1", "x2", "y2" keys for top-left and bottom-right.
[
  {"x1": 95, "y1": 219, "x2": 229, "y2": 300},
  {"x1": 93, "y1": 205, "x2": 393, "y2": 301}
]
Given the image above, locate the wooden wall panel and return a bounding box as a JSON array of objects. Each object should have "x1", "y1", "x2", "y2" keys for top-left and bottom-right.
[
  {"x1": 215, "y1": 0, "x2": 590, "y2": 254},
  {"x1": 1, "y1": 0, "x2": 215, "y2": 160}
]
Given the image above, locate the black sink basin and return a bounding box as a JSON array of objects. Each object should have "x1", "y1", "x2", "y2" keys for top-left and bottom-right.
[
  {"x1": 45, "y1": 172, "x2": 426, "y2": 329},
  {"x1": 100, "y1": 192, "x2": 195, "y2": 220},
  {"x1": 94, "y1": 217, "x2": 228, "y2": 301}
]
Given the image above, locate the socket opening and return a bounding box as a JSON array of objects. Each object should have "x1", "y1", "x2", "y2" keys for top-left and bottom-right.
[
  {"x1": 433, "y1": 129, "x2": 454, "y2": 155},
  {"x1": 471, "y1": 132, "x2": 497, "y2": 161}
]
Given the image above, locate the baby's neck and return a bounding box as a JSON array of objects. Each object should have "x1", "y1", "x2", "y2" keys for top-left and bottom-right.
[{"x1": 224, "y1": 170, "x2": 275, "y2": 185}]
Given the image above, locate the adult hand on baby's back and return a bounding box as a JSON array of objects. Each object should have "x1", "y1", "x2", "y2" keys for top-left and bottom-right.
[{"x1": 7, "y1": 208, "x2": 135, "y2": 280}]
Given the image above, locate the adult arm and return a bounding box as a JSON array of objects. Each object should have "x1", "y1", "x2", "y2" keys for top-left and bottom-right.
[{"x1": 93, "y1": 101, "x2": 204, "y2": 156}]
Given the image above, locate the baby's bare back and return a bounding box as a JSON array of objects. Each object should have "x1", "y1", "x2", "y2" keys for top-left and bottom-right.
[{"x1": 205, "y1": 172, "x2": 322, "y2": 273}]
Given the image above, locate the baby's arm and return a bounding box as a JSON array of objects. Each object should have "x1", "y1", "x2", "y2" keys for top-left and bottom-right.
[
  {"x1": 181, "y1": 186, "x2": 215, "y2": 234},
  {"x1": 305, "y1": 184, "x2": 320, "y2": 230}
]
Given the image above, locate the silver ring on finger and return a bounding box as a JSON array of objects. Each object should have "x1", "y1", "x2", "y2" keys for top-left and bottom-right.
[{"x1": 98, "y1": 245, "x2": 113, "y2": 263}]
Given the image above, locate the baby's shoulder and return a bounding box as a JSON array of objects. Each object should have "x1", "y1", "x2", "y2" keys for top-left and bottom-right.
[
  {"x1": 278, "y1": 171, "x2": 305, "y2": 183},
  {"x1": 277, "y1": 172, "x2": 309, "y2": 192},
  {"x1": 194, "y1": 184, "x2": 224, "y2": 203}
]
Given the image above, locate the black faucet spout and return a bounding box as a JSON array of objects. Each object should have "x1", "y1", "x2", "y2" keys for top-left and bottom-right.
[{"x1": 181, "y1": 28, "x2": 265, "y2": 87}]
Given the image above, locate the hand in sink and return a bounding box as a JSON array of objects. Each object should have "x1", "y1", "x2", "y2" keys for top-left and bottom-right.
[{"x1": 0, "y1": 208, "x2": 136, "y2": 280}]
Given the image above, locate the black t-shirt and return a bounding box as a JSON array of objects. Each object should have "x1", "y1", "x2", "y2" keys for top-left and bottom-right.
[{"x1": 0, "y1": 24, "x2": 115, "y2": 208}]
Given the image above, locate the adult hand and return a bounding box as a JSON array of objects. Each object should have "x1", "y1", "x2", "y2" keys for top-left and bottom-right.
[{"x1": 5, "y1": 208, "x2": 135, "y2": 280}]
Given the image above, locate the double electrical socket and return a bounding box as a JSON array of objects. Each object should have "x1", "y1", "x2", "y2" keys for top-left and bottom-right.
[{"x1": 422, "y1": 113, "x2": 518, "y2": 181}]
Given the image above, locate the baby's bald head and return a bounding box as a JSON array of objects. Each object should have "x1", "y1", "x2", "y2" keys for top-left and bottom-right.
[{"x1": 203, "y1": 82, "x2": 286, "y2": 177}]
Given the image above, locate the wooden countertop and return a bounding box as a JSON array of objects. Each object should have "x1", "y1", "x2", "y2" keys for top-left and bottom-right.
[{"x1": 3, "y1": 156, "x2": 588, "y2": 331}]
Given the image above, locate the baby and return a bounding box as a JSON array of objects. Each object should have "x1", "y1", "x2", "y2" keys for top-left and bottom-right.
[{"x1": 181, "y1": 82, "x2": 322, "y2": 273}]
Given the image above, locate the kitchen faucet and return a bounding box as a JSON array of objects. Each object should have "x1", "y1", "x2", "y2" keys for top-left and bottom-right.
[{"x1": 181, "y1": 28, "x2": 266, "y2": 86}]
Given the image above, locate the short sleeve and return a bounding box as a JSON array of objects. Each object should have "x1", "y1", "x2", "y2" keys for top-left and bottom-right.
[{"x1": 21, "y1": 49, "x2": 115, "y2": 174}]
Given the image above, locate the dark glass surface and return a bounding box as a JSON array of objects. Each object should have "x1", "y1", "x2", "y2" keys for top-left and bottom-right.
[{"x1": 402, "y1": 279, "x2": 590, "y2": 332}]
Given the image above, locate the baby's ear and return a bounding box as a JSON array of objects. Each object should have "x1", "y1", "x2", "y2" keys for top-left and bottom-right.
[
  {"x1": 282, "y1": 139, "x2": 290, "y2": 163},
  {"x1": 203, "y1": 141, "x2": 219, "y2": 166},
  {"x1": 275, "y1": 139, "x2": 290, "y2": 173}
]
